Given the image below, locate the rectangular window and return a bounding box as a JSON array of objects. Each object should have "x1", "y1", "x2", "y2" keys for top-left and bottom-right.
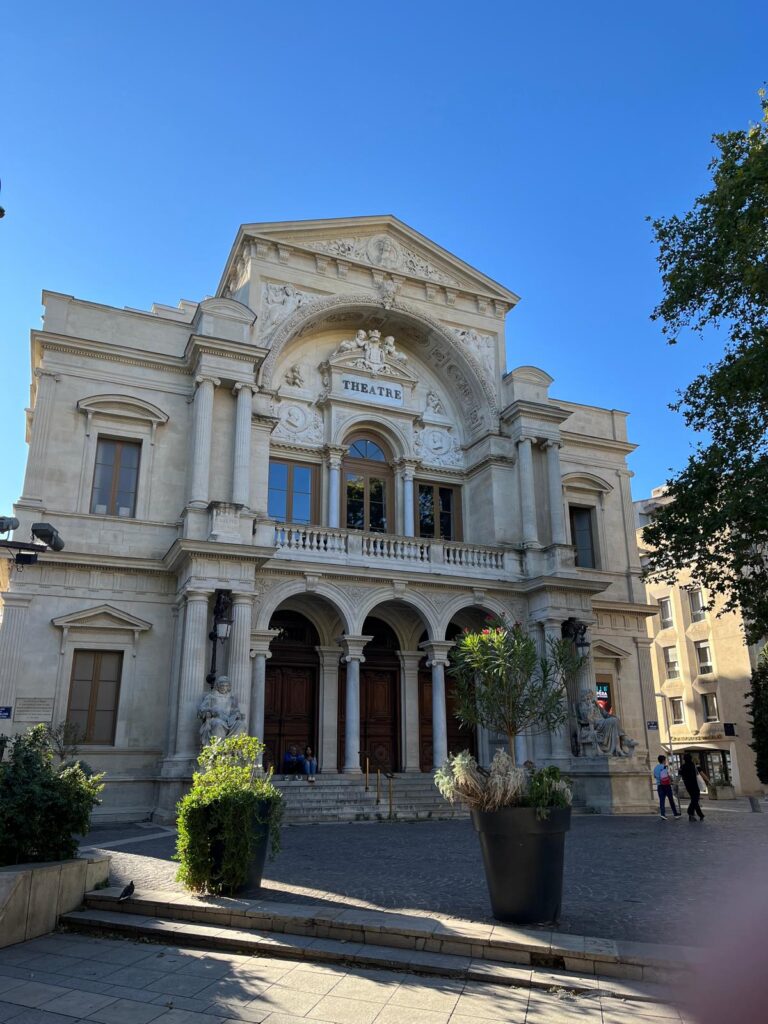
[
  {"x1": 689, "y1": 588, "x2": 706, "y2": 622},
  {"x1": 90, "y1": 438, "x2": 141, "y2": 517},
  {"x1": 695, "y1": 640, "x2": 713, "y2": 675},
  {"x1": 702, "y1": 693, "x2": 719, "y2": 723},
  {"x1": 569, "y1": 506, "x2": 597, "y2": 568},
  {"x1": 267, "y1": 460, "x2": 317, "y2": 524},
  {"x1": 658, "y1": 597, "x2": 673, "y2": 629},
  {"x1": 663, "y1": 646, "x2": 679, "y2": 680},
  {"x1": 595, "y1": 675, "x2": 613, "y2": 713},
  {"x1": 66, "y1": 650, "x2": 123, "y2": 744},
  {"x1": 669, "y1": 697, "x2": 685, "y2": 725},
  {"x1": 416, "y1": 483, "x2": 461, "y2": 541}
]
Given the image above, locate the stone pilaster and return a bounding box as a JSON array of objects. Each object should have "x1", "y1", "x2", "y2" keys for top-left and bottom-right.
[
  {"x1": 397, "y1": 650, "x2": 422, "y2": 771},
  {"x1": 249, "y1": 628, "x2": 280, "y2": 760},
  {"x1": 232, "y1": 383, "x2": 254, "y2": 507},
  {"x1": 338, "y1": 634, "x2": 373, "y2": 773},
  {"x1": 546, "y1": 620, "x2": 573, "y2": 762},
  {"x1": 325, "y1": 445, "x2": 346, "y2": 528},
  {"x1": 189, "y1": 376, "x2": 220, "y2": 507},
  {"x1": 0, "y1": 595, "x2": 32, "y2": 712},
  {"x1": 21, "y1": 369, "x2": 60, "y2": 504},
  {"x1": 419, "y1": 640, "x2": 454, "y2": 769},
  {"x1": 316, "y1": 645, "x2": 341, "y2": 772},
  {"x1": 164, "y1": 602, "x2": 185, "y2": 756},
  {"x1": 396, "y1": 460, "x2": 418, "y2": 537},
  {"x1": 517, "y1": 436, "x2": 539, "y2": 547},
  {"x1": 544, "y1": 440, "x2": 567, "y2": 546},
  {"x1": 174, "y1": 590, "x2": 210, "y2": 756},
  {"x1": 228, "y1": 593, "x2": 253, "y2": 725}
]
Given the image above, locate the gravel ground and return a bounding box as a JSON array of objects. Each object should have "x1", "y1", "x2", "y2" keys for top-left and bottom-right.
[{"x1": 81, "y1": 802, "x2": 768, "y2": 943}]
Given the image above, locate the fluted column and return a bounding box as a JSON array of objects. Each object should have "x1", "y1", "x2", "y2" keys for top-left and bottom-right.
[
  {"x1": 419, "y1": 640, "x2": 454, "y2": 770},
  {"x1": 338, "y1": 634, "x2": 373, "y2": 773},
  {"x1": 544, "y1": 440, "x2": 567, "y2": 545},
  {"x1": 634, "y1": 636, "x2": 657, "y2": 751},
  {"x1": 249, "y1": 628, "x2": 280, "y2": 756},
  {"x1": 397, "y1": 651, "x2": 422, "y2": 771},
  {"x1": 232, "y1": 383, "x2": 254, "y2": 507},
  {"x1": 189, "y1": 376, "x2": 220, "y2": 507},
  {"x1": 315, "y1": 646, "x2": 341, "y2": 772},
  {"x1": 164, "y1": 602, "x2": 185, "y2": 756},
  {"x1": 228, "y1": 593, "x2": 253, "y2": 726},
  {"x1": 0, "y1": 596, "x2": 32, "y2": 711},
  {"x1": 517, "y1": 435, "x2": 539, "y2": 547},
  {"x1": 546, "y1": 620, "x2": 572, "y2": 761},
  {"x1": 325, "y1": 446, "x2": 345, "y2": 528},
  {"x1": 21, "y1": 369, "x2": 60, "y2": 503},
  {"x1": 175, "y1": 591, "x2": 210, "y2": 756},
  {"x1": 397, "y1": 460, "x2": 417, "y2": 537}
]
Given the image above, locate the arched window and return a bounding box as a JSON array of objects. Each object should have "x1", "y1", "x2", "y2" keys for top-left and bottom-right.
[{"x1": 343, "y1": 434, "x2": 393, "y2": 533}]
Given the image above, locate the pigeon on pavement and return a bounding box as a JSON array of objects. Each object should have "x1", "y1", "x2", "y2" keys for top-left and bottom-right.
[{"x1": 118, "y1": 881, "x2": 135, "y2": 902}]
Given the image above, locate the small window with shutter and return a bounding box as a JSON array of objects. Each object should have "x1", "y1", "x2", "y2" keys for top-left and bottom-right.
[{"x1": 66, "y1": 650, "x2": 123, "y2": 745}]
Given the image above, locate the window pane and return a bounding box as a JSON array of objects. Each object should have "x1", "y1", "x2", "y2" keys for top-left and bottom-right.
[
  {"x1": 569, "y1": 507, "x2": 595, "y2": 568},
  {"x1": 96, "y1": 678, "x2": 119, "y2": 712},
  {"x1": 120, "y1": 443, "x2": 140, "y2": 470},
  {"x1": 95, "y1": 439, "x2": 116, "y2": 468},
  {"x1": 418, "y1": 485, "x2": 435, "y2": 537},
  {"x1": 90, "y1": 462, "x2": 114, "y2": 513},
  {"x1": 346, "y1": 474, "x2": 365, "y2": 530},
  {"x1": 268, "y1": 462, "x2": 289, "y2": 521},
  {"x1": 349, "y1": 439, "x2": 386, "y2": 461},
  {"x1": 293, "y1": 466, "x2": 312, "y2": 495},
  {"x1": 68, "y1": 678, "x2": 92, "y2": 713},
  {"x1": 292, "y1": 491, "x2": 311, "y2": 524},
  {"x1": 72, "y1": 651, "x2": 95, "y2": 682},
  {"x1": 268, "y1": 462, "x2": 289, "y2": 490},
  {"x1": 98, "y1": 653, "x2": 121, "y2": 681},
  {"x1": 92, "y1": 710, "x2": 115, "y2": 744},
  {"x1": 369, "y1": 478, "x2": 386, "y2": 533}
]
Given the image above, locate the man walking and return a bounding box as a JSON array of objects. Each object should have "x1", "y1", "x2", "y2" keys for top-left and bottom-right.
[
  {"x1": 679, "y1": 751, "x2": 708, "y2": 821},
  {"x1": 653, "y1": 754, "x2": 681, "y2": 819}
]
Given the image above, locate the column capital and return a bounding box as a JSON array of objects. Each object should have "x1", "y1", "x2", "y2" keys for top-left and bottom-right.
[
  {"x1": 394, "y1": 458, "x2": 419, "y2": 479},
  {"x1": 250, "y1": 627, "x2": 281, "y2": 657},
  {"x1": 418, "y1": 639, "x2": 454, "y2": 667},
  {"x1": 195, "y1": 374, "x2": 221, "y2": 389},
  {"x1": 183, "y1": 589, "x2": 210, "y2": 603},
  {"x1": 231, "y1": 591, "x2": 254, "y2": 606},
  {"x1": 397, "y1": 649, "x2": 423, "y2": 670},
  {"x1": 232, "y1": 381, "x2": 256, "y2": 397},
  {"x1": 337, "y1": 634, "x2": 373, "y2": 662},
  {"x1": 517, "y1": 433, "x2": 537, "y2": 446},
  {"x1": 324, "y1": 444, "x2": 348, "y2": 467},
  {"x1": 633, "y1": 636, "x2": 654, "y2": 651},
  {"x1": 33, "y1": 368, "x2": 61, "y2": 383},
  {"x1": 543, "y1": 438, "x2": 562, "y2": 451}
]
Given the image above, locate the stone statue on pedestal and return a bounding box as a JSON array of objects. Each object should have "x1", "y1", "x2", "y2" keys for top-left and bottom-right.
[
  {"x1": 576, "y1": 690, "x2": 637, "y2": 758},
  {"x1": 198, "y1": 675, "x2": 245, "y2": 746}
]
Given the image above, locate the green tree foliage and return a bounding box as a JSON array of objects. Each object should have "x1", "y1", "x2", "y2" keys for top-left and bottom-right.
[
  {"x1": 450, "y1": 620, "x2": 582, "y2": 761},
  {"x1": 643, "y1": 93, "x2": 768, "y2": 644},
  {"x1": 0, "y1": 724, "x2": 104, "y2": 865},
  {"x1": 175, "y1": 734, "x2": 284, "y2": 895},
  {"x1": 747, "y1": 646, "x2": 768, "y2": 784}
]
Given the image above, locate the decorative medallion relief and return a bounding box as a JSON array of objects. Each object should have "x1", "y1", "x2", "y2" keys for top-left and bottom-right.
[
  {"x1": 305, "y1": 235, "x2": 457, "y2": 285},
  {"x1": 260, "y1": 282, "x2": 323, "y2": 338},
  {"x1": 414, "y1": 425, "x2": 463, "y2": 468},
  {"x1": 331, "y1": 330, "x2": 408, "y2": 374},
  {"x1": 272, "y1": 403, "x2": 324, "y2": 445},
  {"x1": 450, "y1": 327, "x2": 496, "y2": 379}
]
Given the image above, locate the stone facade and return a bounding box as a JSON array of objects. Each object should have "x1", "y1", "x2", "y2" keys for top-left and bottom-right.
[
  {"x1": 0, "y1": 216, "x2": 656, "y2": 819},
  {"x1": 636, "y1": 488, "x2": 763, "y2": 796}
]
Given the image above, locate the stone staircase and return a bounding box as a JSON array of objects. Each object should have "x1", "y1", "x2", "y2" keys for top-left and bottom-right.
[{"x1": 271, "y1": 773, "x2": 467, "y2": 823}]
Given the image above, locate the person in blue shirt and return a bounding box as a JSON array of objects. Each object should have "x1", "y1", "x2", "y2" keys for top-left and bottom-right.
[
  {"x1": 283, "y1": 744, "x2": 304, "y2": 778},
  {"x1": 653, "y1": 754, "x2": 681, "y2": 819}
]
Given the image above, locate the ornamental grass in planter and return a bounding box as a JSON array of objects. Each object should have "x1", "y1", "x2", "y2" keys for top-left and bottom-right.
[
  {"x1": 175, "y1": 735, "x2": 283, "y2": 896},
  {"x1": 435, "y1": 619, "x2": 581, "y2": 924}
]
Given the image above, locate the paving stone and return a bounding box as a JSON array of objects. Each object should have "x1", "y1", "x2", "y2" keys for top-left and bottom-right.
[
  {"x1": 0, "y1": 1010, "x2": 75, "y2": 1024},
  {"x1": 269, "y1": 968, "x2": 341, "y2": 995},
  {"x1": 86, "y1": 997, "x2": 169, "y2": 1023},
  {"x1": 295, "y1": 993, "x2": 380, "y2": 1024},
  {"x1": 105, "y1": 986, "x2": 163, "y2": 1004},
  {"x1": 3, "y1": 982, "x2": 73, "y2": 1009},
  {"x1": 146, "y1": 973, "x2": 221, "y2": 997},
  {"x1": 452, "y1": 981, "x2": 530, "y2": 1021},
  {"x1": 239, "y1": 986, "x2": 322, "y2": 1016},
  {"x1": 36, "y1": 988, "x2": 116, "y2": 1017},
  {"x1": 387, "y1": 976, "x2": 463, "y2": 1012}
]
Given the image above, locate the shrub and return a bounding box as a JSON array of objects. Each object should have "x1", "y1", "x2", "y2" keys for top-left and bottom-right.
[
  {"x1": 0, "y1": 724, "x2": 104, "y2": 865},
  {"x1": 175, "y1": 734, "x2": 284, "y2": 896},
  {"x1": 435, "y1": 749, "x2": 572, "y2": 815}
]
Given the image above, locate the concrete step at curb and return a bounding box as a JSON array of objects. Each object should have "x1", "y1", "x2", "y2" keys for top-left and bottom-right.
[
  {"x1": 61, "y1": 907, "x2": 675, "y2": 1004},
  {"x1": 81, "y1": 888, "x2": 696, "y2": 986}
]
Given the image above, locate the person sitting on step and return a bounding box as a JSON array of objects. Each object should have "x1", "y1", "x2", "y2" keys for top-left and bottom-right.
[
  {"x1": 302, "y1": 745, "x2": 318, "y2": 781},
  {"x1": 283, "y1": 744, "x2": 303, "y2": 779}
]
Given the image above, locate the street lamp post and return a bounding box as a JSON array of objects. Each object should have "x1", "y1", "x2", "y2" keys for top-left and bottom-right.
[{"x1": 205, "y1": 590, "x2": 233, "y2": 688}]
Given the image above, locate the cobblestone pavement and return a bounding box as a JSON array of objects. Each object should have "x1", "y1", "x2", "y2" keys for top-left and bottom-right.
[
  {"x1": 0, "y1": 932, "x2": 684, "y2": 1024},
  {"x1": 81, "y1": 803, "x2": 768, "y2": 944}
]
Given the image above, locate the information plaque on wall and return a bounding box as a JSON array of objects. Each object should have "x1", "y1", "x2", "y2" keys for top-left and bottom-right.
[
  {"x1": 13, "y1": 697, "x2": 55, "y2": 723},
  {"x1": 0, "y1": 707, "x2": 11, "y2": 720}
]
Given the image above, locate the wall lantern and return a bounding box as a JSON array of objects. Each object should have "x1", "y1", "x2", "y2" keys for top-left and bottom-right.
[
  {"x1": 561, "y1": 616, "x2": 590, "y2": 656},
  {"x1": 206, "y1": 590, "x2": 233, "y2": 687}
]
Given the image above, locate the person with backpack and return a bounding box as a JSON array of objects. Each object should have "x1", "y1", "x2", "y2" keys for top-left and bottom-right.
[{"x1": 653, "y1": 753, "x2": 681, "y2": 819}]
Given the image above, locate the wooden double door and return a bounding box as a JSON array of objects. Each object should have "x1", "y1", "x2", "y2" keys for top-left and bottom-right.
[
  {"x1": 418, "y1": 665, "x2": 476, "y2": 771},
  {"x1": 338, "y1": 664, "x2": 400, "y2": 772},
  {"x1": 263, "y1": 663, "x2": 318, "y2": 772}
]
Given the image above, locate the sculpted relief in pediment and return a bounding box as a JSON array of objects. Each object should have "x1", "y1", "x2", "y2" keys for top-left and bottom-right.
[
  {"x1": 329, "y1": 329, "x2": 411, "y2": 377},
  {"x1": 305, "y1": 234, "x2": 458, "y2": 286},
  {"x1": 260, "y1": 282, "x2": 323, "y2": 338}
]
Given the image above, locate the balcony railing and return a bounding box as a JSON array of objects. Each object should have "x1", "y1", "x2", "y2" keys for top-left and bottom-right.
[{"x1": 269, "y1": 523, "x2": 519, "y2": 578}]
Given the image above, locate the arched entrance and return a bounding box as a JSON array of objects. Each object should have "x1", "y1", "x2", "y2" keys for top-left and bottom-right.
[
  {"x1": 264, "y1": 610, "x2": 319, "y2": 772},
  {"x1": 341, "y1": 434, "x2": 394, "y2": 534},
  {"x1": 338, "y1": 616, "x2": 400, "y2": 771},
  {"x1": 418, "y1": 627, "x2": 477, "y2": 770}
]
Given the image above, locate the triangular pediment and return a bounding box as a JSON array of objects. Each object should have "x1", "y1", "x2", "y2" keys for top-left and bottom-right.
[
  {"x1": 220, "y1": 216, "x2": 519, "y2": 303},
  {"x1": 591, "y1": 639, "x2": 630, "y2": 660},
  {"x1": 52, "y1": 604, "x2": 153, "y2": 632}
]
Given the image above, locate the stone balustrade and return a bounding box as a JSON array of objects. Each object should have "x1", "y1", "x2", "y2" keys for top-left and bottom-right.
[{"x1": 272, "y1": 523, "x2": 519, "y2": 578}]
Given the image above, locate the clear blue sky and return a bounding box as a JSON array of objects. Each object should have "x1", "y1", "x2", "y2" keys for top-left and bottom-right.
[{"x1": 1, "y1": 1, "x2": 765, "y2": 516}]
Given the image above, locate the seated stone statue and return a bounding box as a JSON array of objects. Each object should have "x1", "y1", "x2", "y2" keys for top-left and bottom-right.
[
  {"x1": 198, "y1": 675, "x2": 245, "y2": 746},
  {"x1": 576, "y1": 690, "x2": 636, "y2": 758}
]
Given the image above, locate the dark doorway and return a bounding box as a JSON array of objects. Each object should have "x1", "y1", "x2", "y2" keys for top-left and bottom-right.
[
  {"x1": 418, "y1": 628, "x2": 477, "y2": 771},
  {"x1": 264, "y1": 610, "x2": 319, "y2": 773},
  {"x1": 338, "y1": 616, "x2": 400, "y2": 771}
]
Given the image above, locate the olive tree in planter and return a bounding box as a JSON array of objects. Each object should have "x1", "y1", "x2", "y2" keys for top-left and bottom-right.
[
  {"x1": 435, "y1": 620, "x2": 581, "y2": 924},
  {"x1": 175, "y1": 735, "x2": 283, "y2": 896}
]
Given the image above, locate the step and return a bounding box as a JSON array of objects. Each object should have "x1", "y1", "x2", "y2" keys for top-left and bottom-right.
[
  {"x1": 62, "y1": 907, "x2": 679, "y2": 1003},
  {"x1": 78, "y1": 887, "x2": 697, "y2": 986}
]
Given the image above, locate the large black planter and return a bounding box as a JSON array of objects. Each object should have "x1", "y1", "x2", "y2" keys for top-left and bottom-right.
[
  {"x1": 210, "y1": 803, "x2": 271, "y2": 896},
  {"x1": 471, "y1": 805, "x2": 571, "y2": 924}
]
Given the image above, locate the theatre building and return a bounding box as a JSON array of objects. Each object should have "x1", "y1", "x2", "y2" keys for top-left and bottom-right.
[{"x1": 0, "y1": 216, "x2": 657, "y2": 819}]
